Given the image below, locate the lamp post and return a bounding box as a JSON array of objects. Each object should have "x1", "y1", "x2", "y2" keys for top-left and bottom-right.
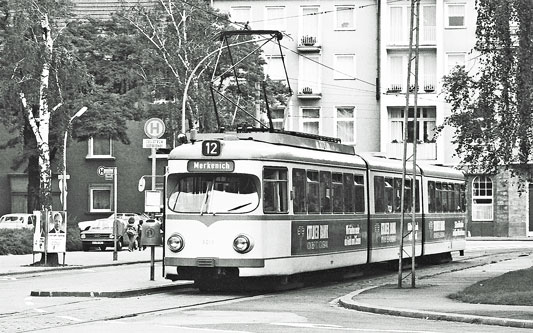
[{"x1": 61, "y1": 107, "x2": 87, "y2": 210}]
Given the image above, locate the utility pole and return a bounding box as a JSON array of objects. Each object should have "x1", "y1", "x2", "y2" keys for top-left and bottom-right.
[{"x1": 398, "y1": 0, "x2": 420, "y2": 289}]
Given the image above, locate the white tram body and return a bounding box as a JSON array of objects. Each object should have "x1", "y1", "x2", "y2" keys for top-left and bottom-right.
[{"x1": 163, "y1": 132, "x2": 466, "y2": 283}]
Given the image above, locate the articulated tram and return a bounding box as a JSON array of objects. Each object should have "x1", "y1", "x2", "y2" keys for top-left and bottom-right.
[{"x1": 162, "y1": 131, "x2": 465, "y2": 287}]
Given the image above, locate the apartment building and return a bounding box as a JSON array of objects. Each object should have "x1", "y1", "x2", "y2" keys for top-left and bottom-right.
[{"x1": 212, "y1": 0, "x2": 381, "y2": 152}]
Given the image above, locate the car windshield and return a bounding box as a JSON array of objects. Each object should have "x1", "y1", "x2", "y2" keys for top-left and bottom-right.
[
  {"x1": 1, "y1": 216, "x2": 22, "y2": 223},
  {"x1": 167, "y1": 174, "x2": 259, "y2": 214}
]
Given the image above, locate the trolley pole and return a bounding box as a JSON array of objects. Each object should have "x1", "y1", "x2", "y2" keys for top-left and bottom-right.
[{"x1": 398, "y1": 0, "x2": 420, "y2": 289}]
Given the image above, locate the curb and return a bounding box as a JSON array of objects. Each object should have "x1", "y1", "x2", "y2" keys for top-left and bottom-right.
[
  {"x1": 338, "y1": 286, "x2": 533, "y2": 329},
  {"x1": 30, "y1": 281, "x2": 193, "y2": 298},
  {"x1": 0, "y1": 259, "x2": 162, "y2": 277}
]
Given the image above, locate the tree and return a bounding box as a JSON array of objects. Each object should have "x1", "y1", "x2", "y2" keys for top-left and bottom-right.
[
  {"x1": 118, "y1": 0, "x2": 290, "y2": 138},
  {"x1": 441, "y1": 0, "x2": 532, "y2": 183}
]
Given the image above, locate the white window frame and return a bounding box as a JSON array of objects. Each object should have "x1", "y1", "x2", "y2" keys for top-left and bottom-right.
[
  {"x1": 334, "y1": 54, "x2": 356, "y2": 80},
  {"x1": 446, "y1": 52, "x2": 467, "y2": 72},
  {"x1": 300, "y1": 107, "x2": 321, "y2": 135},
  {"x1": 300, "y1": 5, "x2": 320, "y2": 45},
  {"x1": 87, "y1": 137, "x2": 113, "y2": 158},
  {"x1": 389, "y1": 5, "x2": 408, "y2": 44},
  {"x1": 89, "y1": 184, "x2": 113, "y2": 213},
  {"x1": 264, "y1": 6, "x2": 286, "y2": 31},
  {"x1": 445, "y1": 3, "x2": 466, "y2": 29},
  {"x1": 421, "y1": 5, "x2": 436, "y2": 43},
  {"x1": 334, "y1": 5, "x2": 356, "y2": 31},
  {"x1": 298, "y1": 54, "x2": 321, "y2": 94},
  {"x1": 388, "y1": 107, "x2": 436, "y2": 143},
  {"x1": 335, "y1": 107, "x2": 356, "y2": 144},
  {"x1": 264, "y1": 55, "x2": 286, "y2": 81},
  {"x1": 472, "y1": 176, "x2": 493, "y2": 221},
  {"x1": 230, "y1": 6, "x2": 252, "y2": 27},
  {"x1": 388, "y1": 54, "x2": 405, "y2": 92}
]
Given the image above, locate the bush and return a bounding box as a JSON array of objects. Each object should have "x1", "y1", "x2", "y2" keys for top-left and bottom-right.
[
  {"x1": 0, "y1": 229, "x2": 34, "y2": 255},
  {"x1": 0, "y1": 215, "x2": 83, "y2": 255}
]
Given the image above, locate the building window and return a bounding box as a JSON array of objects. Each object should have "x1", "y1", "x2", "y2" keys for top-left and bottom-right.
[
  {"x1": 422, "y1": 53, "x2": 436, "y2": 92},
  {"x1": 335, "y1": 5, "x2": 355, "y2": 30},
  {"x1": 265, "y1": 6, "x2": 286, "y2": 31},
  {"x1": 270, "y1": 108, "x2": 285, "y2": 130},
  {"x1": 334, "y1": 54, "x2": 356, "y2": 80},
  {"x1": 389, "y1": 107, "x2": 436, "y2": 143},
  {"x1": 472, "y1": 176, "x2": 493, "y2": 221},
  {"x1": 301, "y1": 108, "x2": 320, "y2": 135},
  {"x1": 88, "y1": 137, "x2": 113, "y2": 158},
  {"x1": 446, "y1": 4, "x2": 466, "y2": 28},
  {"x1": 446, "y1": 52, "x2": 466, "y2": 72},
  {"x1": 389, "y1": 6, "x2": 407, "y2": 44},
  {"x1": 89, "y1": 184, "x2": 112, "y2": 212},
  {"x1": 421, "y1": 5, "x2": 436, "y2": 43},
  {"x1": 264, "y1": 55, "x2": 286, "y2": 81},
  {"x1": 336, "y1": 107, "x2": 355, "y2": 144},
  {"x1": 299, "y1": 54, "x2": 321, "y2": 94},
  {"x1": 230, "y1": 6, "x2": 251, "y2": 27},
  {"x1": 388, "y1": 55, "x2": 404, "y2": 92},
  {"x1": 300, "y1": 6, "x2": 320, "y2": 44}
]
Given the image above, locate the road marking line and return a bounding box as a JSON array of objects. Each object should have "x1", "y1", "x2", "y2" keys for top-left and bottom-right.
[
  {"x1": 34, "y1": 308, "x2": 47, "y2": 313},
  {"x1": 56, "y1": 315, "x2": 83, "y2": 322}
]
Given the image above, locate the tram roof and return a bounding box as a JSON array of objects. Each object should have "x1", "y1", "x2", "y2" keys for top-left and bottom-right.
[
  {"x1": 168, "y1": 132, "x2": 367, "y2": 168},
  {"x1": 417, "y1": 162, "x2": 465, "y2": 181}
]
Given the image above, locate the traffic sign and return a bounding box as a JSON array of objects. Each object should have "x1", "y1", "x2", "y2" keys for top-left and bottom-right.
[
  {"x1": 143, "y1": 138, "x2": 166, "y2": 149},
  {"x1": 97, "y1": 166, "x2": 105, "y2": 176},
  {"x1": 144, "y1": 118, "x2": 165, "y2": 139}
]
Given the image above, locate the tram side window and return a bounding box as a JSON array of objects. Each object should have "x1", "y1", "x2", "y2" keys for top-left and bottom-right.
[
  {"x1": 374, "y1": 176, "x2": 393, "y2": 213},
  {"x1": 393, "y1": 178, "x2": 403, "y2": 212},
  {"x1": 307, "y1": 170, "x2": 320, "y2": 213},
  {"x1": 343, "y1": 174, "x2": 355, "y2": 213},
  {"x1": 442, "y1": 183, "x2": 449, "y2": 212},
  {"x1": 263, "y1": 168, "x2": 288, "y2": 213},
  {"x1": 354, "y1": 175, "x2": 365, "y2": 213},
  {"x1": 332, "y1": 173, "x2": 344, "y2": 213},
  {"x1": 460, "y1": 184, "x2": 466, "y2": 212},
  {"x1": 428, "y1": 181, "x2": 436, "y2": 212},
  {"x1": 292, "y1": 169, "x2": 307, "y2": 214},
  {"x1": 320, "y1": 171, "x2": 332, "y2": 213},
  {"x1": 435, "y1": 182, "x2": 442, "y2": 212},
  {"x1": 384, "y1": 177, "x2": 394, "y2": 213},
  {"x1": 454, "y1": 183, "x2": 461, "y2": 212}
]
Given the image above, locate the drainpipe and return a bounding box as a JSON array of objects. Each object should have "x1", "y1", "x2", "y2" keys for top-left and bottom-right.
[{"x1": 376, "y1": 0, "x2": 381, "y2": 101}]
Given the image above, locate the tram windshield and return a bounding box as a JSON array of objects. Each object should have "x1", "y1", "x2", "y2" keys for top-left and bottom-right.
[{"x1": 167, "y1": 174, "x2": 259, "y2": 214}]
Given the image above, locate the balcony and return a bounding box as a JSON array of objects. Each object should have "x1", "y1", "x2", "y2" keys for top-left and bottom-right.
[
  {"x1": 386, "y1": 142, "x2": 436, "y2": 160},
  {"x1": 297, "y1": 35, "x2": 321, "y2": 53},
  {"x1": 297, "y1": 86, "x2": 322, "y2": 99}
]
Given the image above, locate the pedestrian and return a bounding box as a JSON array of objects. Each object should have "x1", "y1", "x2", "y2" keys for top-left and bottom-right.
[
  {"x1": 138, "y1": 220, "x2": 146, "y2": 251},
  {"x1": 125, "y1": 217, "x2": 137, "y2": 252}
]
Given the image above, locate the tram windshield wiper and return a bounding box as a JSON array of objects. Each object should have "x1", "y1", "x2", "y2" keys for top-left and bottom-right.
[
  {"x1": 200, "y1": 181, "x2": 214, "y2": 216},
  {"x1": 228, "y1": 202, "x2": 252, "y2": 212}
]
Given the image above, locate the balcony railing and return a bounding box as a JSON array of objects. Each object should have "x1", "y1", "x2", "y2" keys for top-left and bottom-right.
[{"x1": 386, "y1": 142, "x2": 437, "y2": 160}]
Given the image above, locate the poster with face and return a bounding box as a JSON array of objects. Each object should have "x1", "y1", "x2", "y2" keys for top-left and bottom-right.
[{"x1": 32, "y1": 211, "x2": 67, "y2": 253}]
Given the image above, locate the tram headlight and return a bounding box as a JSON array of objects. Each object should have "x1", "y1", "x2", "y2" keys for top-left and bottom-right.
[
  {"x1": 233, "y1": 234, "x2": 253, "y2": 254},
  {"x1": 167, "y1": 234, "x2": 185, "y2": 252}
]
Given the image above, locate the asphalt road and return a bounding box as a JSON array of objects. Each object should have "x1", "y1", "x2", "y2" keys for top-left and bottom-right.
[{"x1": 1, "y1": 240, "x2": 532, "y2": 333}]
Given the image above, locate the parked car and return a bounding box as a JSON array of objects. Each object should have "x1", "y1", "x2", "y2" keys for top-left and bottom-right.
[
  {"x1": 78, "y1": 212, "x2": 147, "y2": 231},
  {"x1": 79, "y1": 212, "x2": 149, "y2": 251},
  {"x1": 0, "y1": 213, "x2": 36, "y2": 230}
]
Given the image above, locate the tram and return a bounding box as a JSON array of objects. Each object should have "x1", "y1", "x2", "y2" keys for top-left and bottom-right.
[{"x1": 162, "y1": 131, "x2": 465, "y2": 287}]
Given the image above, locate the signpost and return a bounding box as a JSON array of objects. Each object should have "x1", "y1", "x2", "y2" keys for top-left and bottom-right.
[
  {"x1": 143, "y1": 118, "x2": 165, "y2": 280},
  {"x1": 98, "y1": 166, "x2": 118, "y2": 261}
]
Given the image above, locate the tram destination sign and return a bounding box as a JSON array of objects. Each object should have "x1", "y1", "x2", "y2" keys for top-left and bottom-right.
[{"x1": 187, "y1": 160, "x2": 234, "y2": 172}]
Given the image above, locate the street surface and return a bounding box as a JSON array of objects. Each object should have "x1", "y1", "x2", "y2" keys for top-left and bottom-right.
[{"x1": 0, "y1": 240, "x2": 532, "y2": 333}]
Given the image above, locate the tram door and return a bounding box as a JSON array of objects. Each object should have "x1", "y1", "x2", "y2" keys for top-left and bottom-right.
[{"x1": 528, "y1": 184, "x2": 533, "y2": 236}]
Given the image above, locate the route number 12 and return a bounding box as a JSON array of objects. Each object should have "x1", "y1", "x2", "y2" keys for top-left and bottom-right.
[{"x1": 202, "y1": 140, "x2": 221, "y2": 156}]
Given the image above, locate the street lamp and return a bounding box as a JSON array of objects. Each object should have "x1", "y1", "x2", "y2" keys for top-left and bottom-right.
[{"x1": 61, "y1": 106, "x2": 87, "y2": 210}]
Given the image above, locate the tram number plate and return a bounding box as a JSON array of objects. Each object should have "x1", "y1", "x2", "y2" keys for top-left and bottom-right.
[{"x1": 202, "y1": 140, "x2": 221, "y2": 156}]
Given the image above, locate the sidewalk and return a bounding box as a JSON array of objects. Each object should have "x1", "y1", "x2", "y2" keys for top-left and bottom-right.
[
  {"x1": 0, "y1": 247, "x2": 193, "y2": 297},
  {"x1": 339, "y1": 254, "x2": 533, "y2": 329}
]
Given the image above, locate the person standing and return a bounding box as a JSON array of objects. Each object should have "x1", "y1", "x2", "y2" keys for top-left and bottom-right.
[
  {"x1": 137, "y1": 220, "x2": 146, "y2": 251},
  {"x1": 125, "y1": 217, "x2": 137, "y2": 252}
]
